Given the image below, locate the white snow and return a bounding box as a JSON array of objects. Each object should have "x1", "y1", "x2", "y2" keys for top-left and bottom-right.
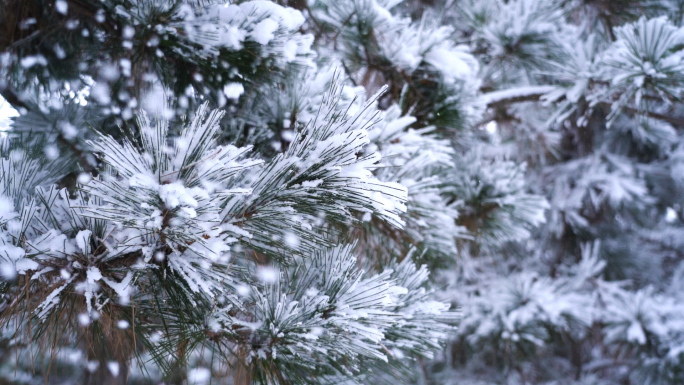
[
  {"x1": 424, "y1": 47, "x2": 474, "y2": 83},
  {"x1": 107, "y1": 362, "x2": 120, "y2": 377},
  {"x1": 251, "y1": 18, "x2": 279, "y2": 45},
  {"x1": 0, "y1": 262, "x2": 16, "y2": 280},
  {"x1": 78, "y1": 313, "x2": 91, "y2": 326},
  {"x1": 86, "y1": 361, "x2": 99, "y2": 373},
  {"x1": 122, "y1": 26, "x2": 135, "y2": 39},
  {"x1": 90, "y1": 83, "x2": 111, "y2": 104},
  {"x1": 223, "y1": 83, "x2": 245, "y2": 100},
  {"x1": 0, "y1": 195, "x2": 16, "y2": 221},
  {"x1": 20, "y1": 55, "x2": 47, "y2": 68},
  {"x1": 666, "y1": 207, "x2": 678, "y2": 222},
  {"x1": 188, "y1": 367, "x2": 211, "y2": 384},
  {"x1": 257, "y1": 266, "x2": 279, "y2": 284},
  {"x1": 76, "y1": 230, "x2": 92, "y2": 254},
  {"x1": 55, "y1": 0, "x2": 68, "y2": 15},
  {"x1": 478, "y1": 85, "x2": 556, "y2": 106}
]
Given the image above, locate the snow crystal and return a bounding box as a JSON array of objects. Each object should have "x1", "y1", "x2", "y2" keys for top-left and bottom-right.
[
  {"x1": 53, "y1": 44, "x2": 66, "y2": 59},
  {"x1": 77, "y1": 173, "x2": 92, "y2": 184},
  {"x1": 285, "y1": 232, "x2": 300, "y2": 247},
  {"x1": 90, "y1": 83, "x2": 111, "y2": 104},
  {"x1": 188, "y1": 367, "x2": 211, "y2": 384},
  {"x1": 66, "y1": 350, "x2": 82, "y2": 363},
  {"x1": 304, "y1": 288, "x2": 319, "y2": 297},
  {"x1": 19, "y1": 18, "x2": 36, "y2": 29},
  {"x1": 58, "y1": 121, "x2": 78, "y2": 140},
  {"x1": 20, "y1": 55, "x2": 47, "y2": 68},
  {"x1": 44, "y1": 145, "x2": 59, "y2": 160},
  {"x1": 78, "y1": 313, "x2": 91, "y2": 326},
  {"x1": 257, "y1": 266, "x2": 279, "y2": 284},
  {"x1": 0, "y1": 263, "x2": 16, "y2": 280},
  {"x1": 280, "y1": 130, "x2": 295, "y2": 143},
  {"x1": 107, "y1": 361, "x2": 119, "y2": 377},
  {"x1": 55, "y1": 0, "x2": 68, "y2": 15},
  {"x1": 149, "y1": 331, "x2": 163, "y2": 343},
  {"x1": 65, "y1": 20, "x2": 79, "y2": 30},
  {"x1": 141, "y1": 83, "x2": 171, "y2": 117},
  {"x1": 99, "y1": 64, "x2": 119, "y2": 81},
  {"x1": 223, "y1": 83, "x2": 244, "y2": 100},
  {"x1": 666, "y1": 207, "x2": 678, "y2": 223},
  {"x1": 117, "y1": 320, "x2": 130, "y2": 329},
  {"x1": 119, "y1": 58, "x2": 131, "y2": 76},
  {"x1": 122, "y1": 26, "x2": 135, "y2": 39},
  {"x1": 236, "y1": 284, "x2": 250, "y2": 296},
  {"x1": 86, "y1": 361, "x2": 99, "y2": 373}
]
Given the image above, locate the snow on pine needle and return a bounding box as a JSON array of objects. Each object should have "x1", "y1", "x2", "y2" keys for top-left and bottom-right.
[
  {"x1": 178, "y1": 0, "x2": 314, "y2": 66},
  {"x1": 221, "y1": 79, "x2": 408, "y2": 259},
  {"x1": 204, "y1": 244, "x2": 457, "y2": 383},
  {"x1": 0, "y1": 76, "x2": 435, "y2": 384},
  {"x1": 599, "y1": 16, "x2": 684, "y2": 121},
  {"x1": 82, "y1": 103, "x2": 261, "y2": 296},
  {"x1": 365, "y1": 105, "x2": 464, "y2": 261}
]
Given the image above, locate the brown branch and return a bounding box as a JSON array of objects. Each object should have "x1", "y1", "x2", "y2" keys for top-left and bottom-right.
[
  {"x1": 479, "y1": 86, "x2": 556, "y2": 109},
  {"x1": 479, "y1": 86, "x2": 684, "y2": 128}
]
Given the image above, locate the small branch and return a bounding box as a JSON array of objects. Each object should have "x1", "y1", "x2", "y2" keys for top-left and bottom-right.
[
  {"x1": 9, "y1": 30, "x2": 40, "y2": 49},
  {"x1": 478, "y1": 85, "x2": 556, "y2": 108},
  {"x1": 479, "y1": 85, "x2": 684, "y2": 128},
  {"x1": 617, "y1": 104, "x2": 684, "y2": 128},
  {"x1": 341, "y1": 61, "x2": 357, "y2": 87}
]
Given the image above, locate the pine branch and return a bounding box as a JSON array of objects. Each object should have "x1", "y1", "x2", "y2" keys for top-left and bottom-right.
[
  {"x1": 478, "y1": 86, "x2": 556, "y2": 108},
  {"x1": 479, "y1": 85, "x2": 684, "y2": 127},
  {"x1": 0, "y1": 86, "x2": 96, "y2": 174}
]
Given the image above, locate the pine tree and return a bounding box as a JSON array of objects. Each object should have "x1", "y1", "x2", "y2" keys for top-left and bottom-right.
[
  {"x1": 2, "y1": 0, "x2": 684, "y2": 385},
  {"x1": 0, "y1": 1, "x2": 457, "y2": 384},
  {"x1": 435, "y1": 1, "x2": 684, "y2": 384}
]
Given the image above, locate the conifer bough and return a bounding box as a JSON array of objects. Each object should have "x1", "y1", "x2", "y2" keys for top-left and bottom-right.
[{"x1": 2, "y1": 0, "x2": 684, "y2": 384}]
